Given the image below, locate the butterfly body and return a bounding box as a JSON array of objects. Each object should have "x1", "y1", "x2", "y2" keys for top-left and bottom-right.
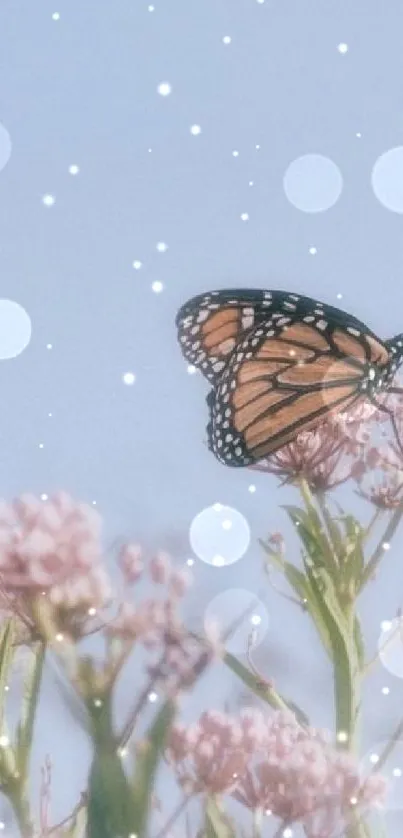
[{"x1": 176, "y1": 289, "x2": 403, "y2": 466}]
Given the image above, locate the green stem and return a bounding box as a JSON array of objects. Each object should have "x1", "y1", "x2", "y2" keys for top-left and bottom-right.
[
  {"x1": 8, "y1": 783, "x2": 34, "y2": 838},
  {"x1": 360, "y1": 502, "x2": 403, "y2": 590}
]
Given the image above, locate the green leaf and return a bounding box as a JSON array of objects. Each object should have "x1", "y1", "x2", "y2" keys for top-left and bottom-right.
[
  {"x1": 303, "y1": 560, "x2": 359, "y2": 743},
  {"x1": 15, "y1": 643, "x2": 46, "y2": 780},
  {"x1": 87, "y1": 748, "x2": 137, "y2": 838},
  {"x1": 204, "y1": 796, "x2": 235, "y2": 838},
  {"x1": 282, "y1": 504, "x2": 337, "y2": 576},
  {"x1": 353, "y1": 616, "x2": 366, "y2": 672},
  {"x1": 223, "y1": 651, "x2": 310, "y2": 726},
  {"x1": 339, "y1": 515, "x2": 365, "y2": 594},
  {"x1": 131, "y1": 700, "x2": 176, "y2": 836},
  {"x1": 260, "y1": 538, "x2": 333, "y2": 657},
  {"x1": 0, "y1": 619, "x2": 15, "y2": 728}
]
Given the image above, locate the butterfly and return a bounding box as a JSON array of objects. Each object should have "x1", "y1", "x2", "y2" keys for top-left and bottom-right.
[{"x1": 175, "y1": 289, "x2": 403, "y2": 467}]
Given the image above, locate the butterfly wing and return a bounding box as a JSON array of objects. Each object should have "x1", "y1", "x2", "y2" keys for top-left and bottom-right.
[
  {"x1": 176, "y1": 288, "x2": 380, "y2": 385},
  {"x1": 207, "y1": 312, "x2": 391, "y2": 466}
]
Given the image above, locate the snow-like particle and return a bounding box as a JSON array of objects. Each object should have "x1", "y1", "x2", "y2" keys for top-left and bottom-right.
[{"x1": 157, "y1": 82, "x2": 172, "y2": 96}]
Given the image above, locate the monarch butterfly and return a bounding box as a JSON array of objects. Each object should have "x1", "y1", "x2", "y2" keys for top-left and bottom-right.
[{"x1": 176, "y1": 289, "x2": 403, "y2": 467}]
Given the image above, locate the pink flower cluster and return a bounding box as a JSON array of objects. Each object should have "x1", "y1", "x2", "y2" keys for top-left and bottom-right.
[
  {"x1": 168, "y1": 709, "x2": 386, "y2": 838},
  {"x1": 109, "y1": 550, "x2": 220, "y2": 694},
  {"x1": 251, "y1": 400, "x2": 396, "y2": 493},
  {"x1": 0, "y1": 492, "x2": 112, "y2": 627}
]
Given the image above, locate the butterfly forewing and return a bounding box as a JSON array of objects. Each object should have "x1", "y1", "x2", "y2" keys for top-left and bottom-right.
[{"x1": 176, "y1": 288, "x2": 379, "y2": 384}]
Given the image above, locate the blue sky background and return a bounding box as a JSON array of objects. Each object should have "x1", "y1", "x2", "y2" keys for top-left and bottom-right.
[{"x1": 1, "y1": 0, "x2": 403, "y2": 835}]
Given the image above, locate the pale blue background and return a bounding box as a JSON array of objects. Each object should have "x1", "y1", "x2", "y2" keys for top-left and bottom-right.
[{"x1": 1, "y1": 0, "x2": 403, "y2": 835}]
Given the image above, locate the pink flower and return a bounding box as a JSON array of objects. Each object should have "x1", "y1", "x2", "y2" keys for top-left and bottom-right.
[
  {"x1": 0, "y1": 492, "x2": 112, "y2": 634},
  {"x1": 168, "y1": 709, "x2": 386, "y2": 835},
  {"x1": 118, "y1": 543, "x2": 143, "y2": 583}
]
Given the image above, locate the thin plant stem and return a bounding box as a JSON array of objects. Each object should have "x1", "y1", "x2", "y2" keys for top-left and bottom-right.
[{"x1": 360, "y1": 501, "x2": 403, "y2": 590}]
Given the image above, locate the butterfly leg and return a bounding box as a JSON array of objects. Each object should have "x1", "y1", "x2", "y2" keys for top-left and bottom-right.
[{"x1": 372, "y1": 397, "x2": 403, "y2": 456}]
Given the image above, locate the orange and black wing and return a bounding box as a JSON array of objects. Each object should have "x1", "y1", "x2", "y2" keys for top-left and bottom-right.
[
  {"x1": 207, "y1": 314, "x2": 391, "y2": 466},
  {"x1": 175, "y1": 288, "x2": 380, "y2": 385}
]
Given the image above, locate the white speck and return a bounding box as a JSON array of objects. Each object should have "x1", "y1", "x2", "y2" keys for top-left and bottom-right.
[
  {"x1": 283, "y1": 829, "x2": 293, "y2": 838},
  {"x1": 251, "y1": 614, "x2": 261, "y2": 626},
  {"x1": 336, "y1": 730, "x2": 348, "y2": 743},
  {"x1": 382, "y1": 541, "x2": 390, "y2": 550},
  {"x1": 148, "y1": 4, "x2": 155, "y2": 10},
  {"x1": 48, "y1": 412, "x2": 53, "y2": 418},
  {"x1": 186, "y1": 558, "x2": 194, "y2": 566},
  {"x1": 41, "y1": 493, "x2": 48, "y2": 501},
  {"x1": 393, "y1": 767, "x2": 402, "y2": 777},
  {"x1": 256, "y1": 0, "x2": 265, "y2": 4},
  {"x1": 69, "y1": 164, "x2": 79, "y2": 175},
  {"x1": 381, "y1": 620, "x2": 392, "y2": 631},
  {"x1": 309, "y1": 246, "x2": 317, "y2": 255},
  {"x1": 148, "y1": 148, "x2": 152, "y2": 153},
  {"x1": 249, "y1": 180, "x2": 254, "y2": 186},
  {"x1": 212, "y1": 554, "x2": 225, "y2": 566},
  {"x1": 255, "y1": 144, "x2": 260, "y2": 150},
  {"x1": 248, "y1": 484, "x2": 256, "y2": 493},
  {"x1": 123, "y1": 372, "x2": 136, "y2": 385},
  {"x1": 88, "y1": 607, "x2": 97, "y2": 616},
  {"x1": 213, "y1": 503, "x2": 223, "y2": 511},
  {"x1": 190, "y1": 124, "x2": 202, "y2": 135},
  {"x1": 132, "y1": 260, "x2": 142, "y2": 270},
  {"x1": 93, "y1": 698, "x2": 102, "y2": 707},
  {"x1": 382, "y1": 686, "x2": 390, "y2": 695},
  {"x1": 92, "y1": 500, "x2": 97, "y2": 505},
  {"x1": 240, "y1": 213, "x2": 249, "y2": 221},
  {"x1": 222, "y1": 35, "x2": 232, "y2": 44},
  {"x1": 42, "y1": 194, "x2": 55, "y2": 207},
  {"x1": 356, "y1": 132, "x2": 362, "y2": 138},
  {"x1": 52, "y1": 12, "x2": 60, "y2": 20},
  {"x1": 157, "y1": 82, "x2": 172, "y2": 96},
  {"x1": 39, "y1": 443, "x2": 44, "y2": 449},
  {"x1": 232, "y1": 150, "x2": 239, "y2": 157},
  {"x1": 156, "y1": 241, "x2": 168, "y2": 252},
  {"x1": 187, "y1": 364, "x2": 196, "y2": 374},
  {"x1": 338, "y1": 43, "x2": 348, "y2": 53},
  {"x1": 46, "y1": 343, "x2": 53, "y2": 349},
  {"x1": 148, "y1": 691, "x2": 158, "y2": 703},
  {"x1": 0, "y1": 736, "x2": 9, "y2": 748},
  {"x1": 0, "y1": 822, "x2": 5, "y2": 830},
  {"x1": 336, "y1": 293, "x2": 343, "y2": 299},
  {"x1": 370, "y1": 753, "x2": 380, "y2": 764},
  {"x1": 152, "y1": 281, "x2": 164, "y2": 293}
]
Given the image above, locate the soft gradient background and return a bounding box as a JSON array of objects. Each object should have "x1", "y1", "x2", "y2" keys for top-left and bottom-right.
[{"x1": 1, "y1": 0, "x2": 403, "y2": 834}]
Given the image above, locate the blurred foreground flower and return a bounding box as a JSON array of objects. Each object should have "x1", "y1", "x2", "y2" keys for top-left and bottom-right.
[
  {"x1": 167, "y1": 708, "x2": 385, "y2": 836},
  {"x1": 0, "y1": 491, "x2": 112, "y2": 638}
]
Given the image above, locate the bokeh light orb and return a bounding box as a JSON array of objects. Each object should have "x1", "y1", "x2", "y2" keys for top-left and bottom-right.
[
  {"x1": 189, "y1": 503, "x2": 250, "y2": 566},
  {"x1": 204, "y1": 588, "x2": 269, "y2": 654},
  {"x1": 378, "y1": 618, "x2": 403, "y2": 678}
]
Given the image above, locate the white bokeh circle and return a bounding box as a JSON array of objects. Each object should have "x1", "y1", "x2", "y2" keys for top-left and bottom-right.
[
  {"x1": 0, "y1": 124, "x2": 12, "y2": 172},
  {"x1": 371, "y1": 147, "x2": 403, "y2": 213},
  {"x1": 0, "y1": 300, "x2": 32, "y2": 359},
  {"x1": 189, "y1": 503, "x2": 250, "y2": 567},
  {"x1": 361, "y1": 740, "x2": 403, "y2": 812},
  {"x1": 377, "y1": 618, "x2": 403, "y2": 678},
  {"x1": 283, "y1": 154, "x2": 343, "y2": 212},
  {"x1": 204, "y1": 588, "x2": 269, "y2": 654}
]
